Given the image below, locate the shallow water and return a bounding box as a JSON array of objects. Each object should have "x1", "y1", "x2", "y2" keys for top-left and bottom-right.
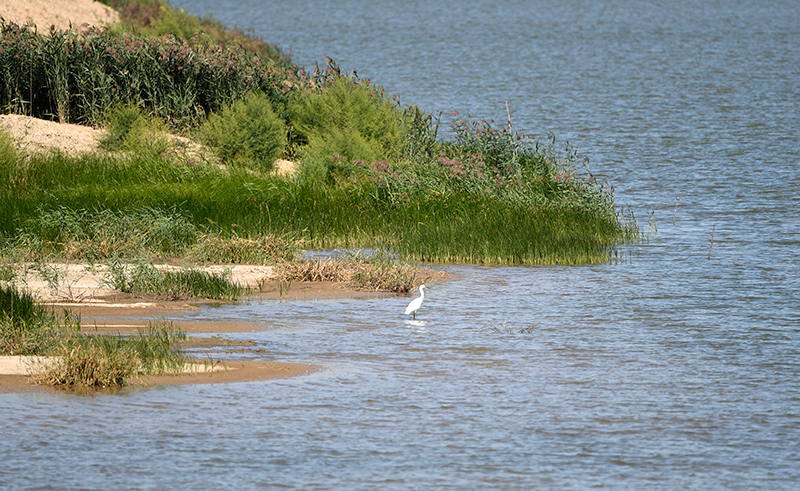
[{"x1": 2, "y1": 0, "x2": 799, "y2": 488}]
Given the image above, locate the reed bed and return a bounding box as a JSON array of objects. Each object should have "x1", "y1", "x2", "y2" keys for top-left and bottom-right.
[
  {"x1": 0, "y1": 19, "x2": 306, "y2": 129},
  {"x1": 0, "y1": 1, "x2": 637, "y2": 267}
]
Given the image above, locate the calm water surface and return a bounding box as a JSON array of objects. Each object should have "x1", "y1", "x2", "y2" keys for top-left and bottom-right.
[{"x1": 2, "y1": 0, "x2": 799, "y2": 488}]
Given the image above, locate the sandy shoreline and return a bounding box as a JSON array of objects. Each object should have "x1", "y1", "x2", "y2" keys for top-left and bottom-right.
[
  {"x1": 0, "y1": 0, "x2": 402, "y2": 394},
  {"x1": 1, "y1": 265, "x2": 392, "y2": 394}
]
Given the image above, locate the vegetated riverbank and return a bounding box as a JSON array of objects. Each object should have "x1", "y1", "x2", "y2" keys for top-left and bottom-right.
[
  {"x1": 0, "y1": 0, "x2": 637, "y2": 267},
  {"x1": 0, "y1": 0, "x2": 637, "y2": 391}
]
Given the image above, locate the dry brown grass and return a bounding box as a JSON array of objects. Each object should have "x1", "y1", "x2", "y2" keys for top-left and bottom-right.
[{"x1": 275, "y1": 258, "x2": 449, "y2": 293}]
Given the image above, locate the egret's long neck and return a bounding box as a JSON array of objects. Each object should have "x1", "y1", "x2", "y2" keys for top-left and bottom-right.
[{"x1": 419, "y1": 288, "x2": 425, "y2": 300}]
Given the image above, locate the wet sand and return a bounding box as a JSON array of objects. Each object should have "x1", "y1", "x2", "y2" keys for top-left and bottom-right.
[{"x1": 1, "y1": 281, "x2": 391, "y2": 394}]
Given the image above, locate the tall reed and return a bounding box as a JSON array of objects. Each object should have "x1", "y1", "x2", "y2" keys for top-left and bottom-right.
[{"x1": 0, "y1": 20, "x2": 308, "y2": 129}]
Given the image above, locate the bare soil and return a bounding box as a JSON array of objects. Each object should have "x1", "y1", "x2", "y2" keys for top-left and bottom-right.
[
  {"x1": 0, "y1": 114, "x2": 105, "y2": 156},
  {"x1": 0, "y1": 0, "x2": 118, "y2": 32}
]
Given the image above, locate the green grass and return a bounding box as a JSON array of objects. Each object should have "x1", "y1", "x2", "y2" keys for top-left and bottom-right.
[
  {"x1": 1, "y1": 284, "x2": 199, "y2": 389},
  {"x1": 32, "y1": 322, "x2": 188, "y2": 388},
  {"x1": 0, "y1": 284, "x2": 71, "y2": 355},
  {"x1": 0, "y1": 126, "x2": 633, "y2": 265},
  {"x1": 103, "y1": 260, "x2": 250, "y2": 300},
  {"x1": 0, "y1": 0, "x2": 637, "y2": 267}
]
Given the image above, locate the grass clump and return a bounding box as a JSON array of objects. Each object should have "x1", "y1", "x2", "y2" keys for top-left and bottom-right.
[
  {"x1": 99, "y1": 102, "x2": 171, "y2": 156},
  {"x1": 0, "y1": 283, "x2": 194, "y2": 388},
  {"x1": 32, "y1": 322, "x2": 188, "y2": 388},
  {"x1": 0, "y1": 284, "x2": 69, "y2": 355},
  {"x1": 189, "y1": 234, "x2": 297, "y2": 264},
  {"x1": 198, "y1": 92, "x2": 287, "y2": 172},
  {"x1": 276, "y1": 253, "x2": 444, "y2": 293},
  {"x1": 104, "y1": 260, "x2": 249, "y2": 300}
]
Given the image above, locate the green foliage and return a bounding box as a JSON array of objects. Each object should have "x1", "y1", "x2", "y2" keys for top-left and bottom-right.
[
  {"x1": 289, "y1": 75, "x2": 407, "y2": 183},
  {"x1": 33, "y1": 322, "x2": 188, "y2": 387},
  {"x1": 199, "y1": 92, "x2": 287, "y2": 171},
  {"x1": 0, "y1": 285, "x2": 68, "y2": 355},
  {"x1": 0, "y1": 117, "x2": 633, "y2": 265},
  {"x1": 104, "y1": 260, "x2": 249, "y2": 300},
  {"x1": 100, "y1": 102, "x2": 170, "y2": 155},
  {"x1": 0, "y1": 20, "x2": 308, "y2": 130}
]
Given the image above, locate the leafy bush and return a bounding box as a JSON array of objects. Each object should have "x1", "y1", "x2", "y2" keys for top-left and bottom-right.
[
  {"x1": 198, "y1": 92, "x2": 287, "y2": 172},
  {"x1": 289, "y1": 75, "x2": 407, "y2": 183},
  {"x1": 100, "y1": 102, "x2": 170, "y2": 155}
]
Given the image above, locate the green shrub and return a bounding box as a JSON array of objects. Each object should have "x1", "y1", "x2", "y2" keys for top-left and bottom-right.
[
  {"x1": 100, "y1": 103, "x2": 170, "y2": 155},
  {"x1": 289, "y1": 75, "x2": 407, "y2": 182},
  {"x1": 199, "y1": 92, "x2": 287, "y2": 172}
]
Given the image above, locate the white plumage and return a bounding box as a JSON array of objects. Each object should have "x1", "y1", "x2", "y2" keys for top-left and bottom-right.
[{"x1": 404, "y1": 284, "x2": 428, "y2": 319}]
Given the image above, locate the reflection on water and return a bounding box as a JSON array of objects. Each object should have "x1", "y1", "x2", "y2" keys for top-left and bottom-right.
[{"x1": 2, "y1": 0, "x2": 800, "y2": 488}]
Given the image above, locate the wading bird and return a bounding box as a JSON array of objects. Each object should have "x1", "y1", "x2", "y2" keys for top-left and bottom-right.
[{"x1": 405, "y1": 284, "x2": 428, "y2": 319}]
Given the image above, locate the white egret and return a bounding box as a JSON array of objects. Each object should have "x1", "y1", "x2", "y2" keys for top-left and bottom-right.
[{"x1": 405, "y1": 284, "x2": 428, "y2": 319}]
